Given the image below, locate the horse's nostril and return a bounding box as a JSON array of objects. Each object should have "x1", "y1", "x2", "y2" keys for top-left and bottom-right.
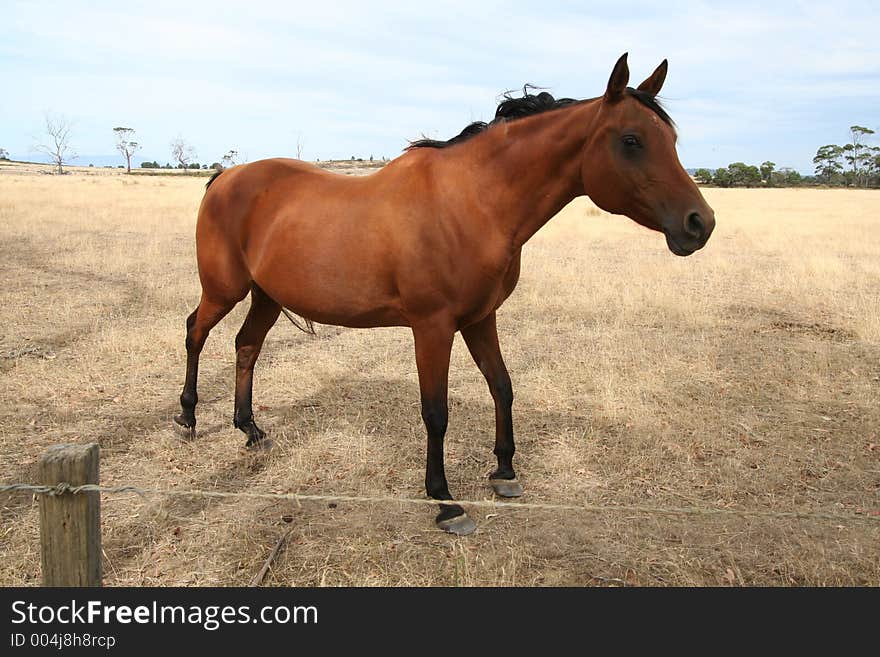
[{"x1": 685, "y1": 212, "x2": 704, "y2": 238}]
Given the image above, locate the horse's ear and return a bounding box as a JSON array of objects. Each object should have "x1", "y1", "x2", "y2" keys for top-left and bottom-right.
[
  {"x1": 604, "y1": 53, "x2": 630, "y2": 102},
  {"x1": 637, "y1": 59, "x2": 668, "y2": 96}
]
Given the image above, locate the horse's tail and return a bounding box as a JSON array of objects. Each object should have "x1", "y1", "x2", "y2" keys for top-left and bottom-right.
[
  {"x1": 205, "y1": 169, "x2": 223, "y2": 190},
  {"x1": 281, "y1": 307, "x2": 316, "y2": 335}
]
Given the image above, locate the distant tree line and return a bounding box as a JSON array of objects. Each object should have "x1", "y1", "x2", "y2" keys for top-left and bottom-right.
[
  {"x1": 140, "y1": 161, "x2": 213, "y2": 170},
  {"x1": 22, "y1": 115, "x2": 876, "y2": 184},
  {"x1": 16, "y1": 116, "x2": 253, "y2": 174},
  {"x1": 136, "y1": 138, "x2": 247, "y2": 172},
  {"x1": 694, "y1": 126, "x2": 879, "y2": 188},
  {"x1": 812, "y1": 126, "x2": 878, "y2": 188},
  {"x1": 694, "y1": 162, "x2": 805, "y2": 188}
]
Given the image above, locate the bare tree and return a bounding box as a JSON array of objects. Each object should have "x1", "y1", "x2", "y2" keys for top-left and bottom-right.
[
  {"x1": 170, "y1": 136, "x2": 196, "y2": 171},
  {"x1": 0, "y1": 148, "x2": 9, "y2": 160},
  {"x1": 296, "y1": 134, "x2": 304, "y2": 160},
  {"x1": 113, "y1": 127, "x2": 141, "y2": 173},
  {"x1": 34, "y1": 113, "x2": 76, "y2": 174}
]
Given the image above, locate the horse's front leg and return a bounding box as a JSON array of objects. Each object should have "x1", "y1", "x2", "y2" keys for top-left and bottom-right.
[
  {"x1": 412, "y1": 319, "x2": 476, "y2": 535},
  {"x1": 461, "y1": 312, "x2": 523, "y2": 498}
]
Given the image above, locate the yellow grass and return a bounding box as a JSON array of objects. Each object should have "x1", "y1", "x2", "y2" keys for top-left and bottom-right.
[{"x1": 1, "y1": 161, "x2": 878, "y2": 586}]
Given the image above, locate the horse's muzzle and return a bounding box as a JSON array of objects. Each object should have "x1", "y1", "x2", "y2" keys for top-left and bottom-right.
[{"x1": 664, "y1": 210, "x2": 714, "y2": 256}]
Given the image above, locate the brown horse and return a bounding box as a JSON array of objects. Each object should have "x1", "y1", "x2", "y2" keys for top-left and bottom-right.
[{"x1": 174, "y1": 54, "x2": 715, "y2": 534}]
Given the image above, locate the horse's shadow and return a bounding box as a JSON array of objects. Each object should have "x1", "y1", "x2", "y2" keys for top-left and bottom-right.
[{"x1": 167, "y1": 371, "x2": 604, "y2": 512}]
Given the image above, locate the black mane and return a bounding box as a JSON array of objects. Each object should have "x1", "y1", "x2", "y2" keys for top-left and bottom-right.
[{"x1": 407, "y1": 85, "x2": 673, "y2": 150}]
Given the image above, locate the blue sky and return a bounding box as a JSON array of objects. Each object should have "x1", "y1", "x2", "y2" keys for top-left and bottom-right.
[{"x1": 3, "y1": 0, "x2": 878, "y2": 172}]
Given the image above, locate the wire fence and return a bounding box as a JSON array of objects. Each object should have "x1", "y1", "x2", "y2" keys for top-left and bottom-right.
[
  {"x1": 13, "y1": 443, "x2": 879, "y2": 587},
  {"x1": 3, "y1": 481, "x2": 879, "y2": 524}
]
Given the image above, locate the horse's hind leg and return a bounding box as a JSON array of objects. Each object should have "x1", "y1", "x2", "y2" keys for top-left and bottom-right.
[
  {"x1": 233, "y1": 284, "x2": 281, "y2": 448},
  {"x1": 174, "y1": 296, "x2": 238, "y2": 437}
]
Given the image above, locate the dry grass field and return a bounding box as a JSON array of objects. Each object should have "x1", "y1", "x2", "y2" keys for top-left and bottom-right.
[{"x1": 1, "y1": 160, "x2": 878, "y2": 586}]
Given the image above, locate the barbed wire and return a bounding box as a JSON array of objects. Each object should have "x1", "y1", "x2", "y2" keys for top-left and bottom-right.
[{"x1": 2, "y1": 481, "x2": 878, "y2": 524}]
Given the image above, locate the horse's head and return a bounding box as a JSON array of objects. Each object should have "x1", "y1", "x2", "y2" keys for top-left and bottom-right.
[{"x1": 581, "y1": 54, "x2": 715, "y2": 256}]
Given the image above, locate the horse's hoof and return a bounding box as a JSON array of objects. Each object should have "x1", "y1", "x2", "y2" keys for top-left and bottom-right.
[
  {"x1": 490, "y1": 478, "x2": 523, "y2": 498},
  {"x1": 172, "y1": 415, "x2": 196, "y2": 440},
  {"x1": 437, "y1": 512, "x2": 476, "y2": 536},
  {"x1": 246, "y1": 437, "x2": 273, "y2": 452}
]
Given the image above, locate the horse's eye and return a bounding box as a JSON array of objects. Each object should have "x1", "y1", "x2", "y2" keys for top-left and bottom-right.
[{"x1": 622, "y1": 135, "x2": 641, "y2": 148}]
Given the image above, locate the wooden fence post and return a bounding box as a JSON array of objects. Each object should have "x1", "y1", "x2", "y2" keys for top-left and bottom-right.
[{"x1": 38, "y1": 443, "x2": 102, "y2": 587}]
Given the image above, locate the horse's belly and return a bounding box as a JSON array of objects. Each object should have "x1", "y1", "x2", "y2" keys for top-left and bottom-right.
[
  {"x1": 247, "y1": 213, "x2": 408, "y2": 327},
  {"x1": 288, "y1": 302, "x2": 407, "y2": 329},
  {"x1": 254, "y1": 268, "x2": 406, "y2": 328}
]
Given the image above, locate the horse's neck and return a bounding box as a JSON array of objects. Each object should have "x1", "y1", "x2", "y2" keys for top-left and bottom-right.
[{"x1": 446, "y1": 99, "x2": 599, "y2": 249}]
